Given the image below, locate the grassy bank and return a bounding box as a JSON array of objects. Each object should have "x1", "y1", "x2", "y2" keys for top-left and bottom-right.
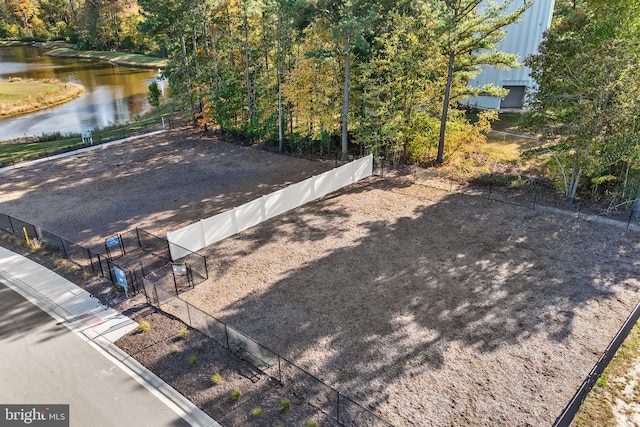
[
  {"x1": 0, "y1": 104, "x2": 175, "y2": 167},
  {"x1": 44, "y1": 41, "x2": 167, "y2": 69},
  {"x1": 0, "y1": 78, "x2": 84, "y2": 118}
]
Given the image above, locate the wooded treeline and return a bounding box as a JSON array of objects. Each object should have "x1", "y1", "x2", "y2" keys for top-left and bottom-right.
[
  {"x1": 0, "y1": 0, "x2": 527, "y2": 164},
  {"x1": 525, "y1": 0, "x2": 640, "y2": 208},
  {"x1": 139, "y1": 0, "x2": 527, "y2": 164},
  {"x1": 2, "y1": 0, "x2": 640, "y2": 206}
]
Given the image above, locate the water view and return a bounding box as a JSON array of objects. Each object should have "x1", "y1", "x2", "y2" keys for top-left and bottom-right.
[{"x1": 0, "y1": 45, "x2": 165, "y2": 140}]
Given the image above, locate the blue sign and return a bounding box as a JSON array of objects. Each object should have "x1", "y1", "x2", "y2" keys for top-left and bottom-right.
[
  {"x1": 113, "y1": 265, "x2": 128, "y2": 295},
  {"x1": 106, "y1": 236, "x2": 120, "y2": 248}
]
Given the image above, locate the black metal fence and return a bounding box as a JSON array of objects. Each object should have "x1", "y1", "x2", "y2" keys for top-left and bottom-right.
[
  {"x1": 0, "y1": 211, "x2": 110, "y2": 286},
  {"x1": 0, "y1": 211, "x2": 209, "y2": 301},
  {"x1": 553, "y1": 301, "x2": 640, "y2": 426},
  {"x1": 143, "y1": 282, "x2": 392, "y2": 426},
  {"x1": 376, "y1": 163, "x2": 640, "y2": 231}
]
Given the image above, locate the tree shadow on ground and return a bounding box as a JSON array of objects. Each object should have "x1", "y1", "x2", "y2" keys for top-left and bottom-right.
[
  {"x1": 0, "y1": 131, "x2": 332, "y2": 248},
  {"x1": 209, "y1": 181, "x2": 640, "y2": 425}
]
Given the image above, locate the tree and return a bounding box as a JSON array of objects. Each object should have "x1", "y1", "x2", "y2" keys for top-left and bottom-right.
[
  {"x1": 430, "y1": 0, "x2": 530, "y2": 164},
  {"x1": 294, "y1": 0, "x2": 378, "y2": 161},
  {"x1": 148, "y1": 80, "x2": 161, "y2": 107},
  {"x1": 525, "y1": 5, "x2": 640, "y2": 202}
]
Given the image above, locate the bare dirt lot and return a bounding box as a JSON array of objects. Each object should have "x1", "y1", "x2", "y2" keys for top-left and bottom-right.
[
  {"x1": 183, "y1": 176, "x2": 640, "y2": 426},
  {"x1": 2, "y1": 128, "x2": 640, "y2": 426},
  {"x1": 0, "y1": 128, "x2": 332, "y2": 249}
]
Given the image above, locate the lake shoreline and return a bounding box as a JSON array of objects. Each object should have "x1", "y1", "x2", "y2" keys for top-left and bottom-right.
[
  {"x1": 0, "y1": 79, "x2": 85, "y2": 119},
  {"x1": 0, "y1": 40, "x2": 167, "y2": 70}
]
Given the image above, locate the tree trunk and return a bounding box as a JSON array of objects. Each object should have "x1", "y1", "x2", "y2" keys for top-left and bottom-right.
[
  {"x1": 192, "y1": 30, "x2": 200, "y2": 76},
  {"x1": 209, "y1": 23, "x2": 220, "y2": 92},
  {"x1": 243, "y1": 11, "x2": 252, "y2": 128},
  {"x1": 632, "y1": 182, "x2": 640, "y2": 219},
  {"x1": 179, "y1": 28, "x2": 196, "y2": 125},
  {"x1": 341, "y1": 29, "x2": 351, "y2": 162},
  {"x1": 437, "y1": 50, "x2": 455, "y2": 165},
  {"x1": 277, "y1": 13, "x2": 284, "y2": 153}
]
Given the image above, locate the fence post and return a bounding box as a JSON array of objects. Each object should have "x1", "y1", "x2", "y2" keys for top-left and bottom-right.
[
  {"x1": 578, "y1": 200, "x2": 584, "y2": 219},
  {"x1": 225, "y1": 325, "x2": 230, "y2": 349},
  {"x1": 172, "y1": 269, "x2": 179, "y2": 296},
  {"x1": 336, "y1": 391, "x2": 340, "y2": 423},
  {"x1": 96, "y1": 253, "x2": 104, "y2": 277},
  {"x1": 186, "y1": 302, "x2": 192, "y2": 326},
  {"x1": 7, "y1": 216, "x2": 15, "y2": 235},
  {"x1": 59, "y1": 238, "x2": 69, "y2": 259},
  {"x1": 136, "y1": 228, "x2": 143, "y2": 249},
  {"x1": 141, "y1": 279, "x2": 151, "y2": 305},
  {"x1": 152, "y1": 283, "x2": 158, "y2": 306}
]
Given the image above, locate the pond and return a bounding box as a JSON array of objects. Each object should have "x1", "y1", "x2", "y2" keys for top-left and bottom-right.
[{"x1": 0, "y1": 45, "x2": 166, "y2": 141}]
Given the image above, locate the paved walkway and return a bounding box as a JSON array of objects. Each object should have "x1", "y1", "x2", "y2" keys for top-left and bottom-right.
[{"x1": 0, "y1": 246, "x2": 221, "y2": 427}]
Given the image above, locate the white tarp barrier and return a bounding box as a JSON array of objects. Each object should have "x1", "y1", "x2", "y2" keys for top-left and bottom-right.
[
  {"x1": 167, "y1": 222, "x2": 204, "y2": 260},
  {"x1": 354, "y1": 155, "x2": 373, "y2": 181},
  {"x1": 235, "y1": 198, "x2": 265, "y2": 233},
  {"x1": 313, "y1": 169, "x2": 336, "y2": 199},
  {"x1": 167, "y1": 155, "x2": 373, "y2": 259},
  {"x1": 335, "y1": 161, "x2": 356, "y2": 189},
  {"x1": 203, "y1": 210, "x2": 237, "y2": 246}
]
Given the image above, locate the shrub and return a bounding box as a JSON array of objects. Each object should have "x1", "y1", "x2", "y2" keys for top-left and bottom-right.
[
  {"x1": 28, "y1": 239, "x2": 47, "y2": 254},
  {"x1": 188, "y1": 356, "x2": 198, "y2": 367},
  {"x1": 279, "y1": 398, "x2": 291, "y2": 413},
  {"x1": 178, "y1": 328, "x2": 188, "y2": 339},
  {"x1": 137, "y1": 320, "x2": 150, "y2": 333},
  {"x1": 231, "y1": 389, "x2": 241, "y2": 402},
  {"x1": 251, "y1": 407, "x2": 263, "y2": 417},
  {"x1": 305, "y1": 422, "x2": 319, "y2": 427},
  {"x1": 210, "y1": 372, "x2": 223, "y2": 386},
  {"x1": 170, "y1": 344, "x2": 179, "y2": 353}
]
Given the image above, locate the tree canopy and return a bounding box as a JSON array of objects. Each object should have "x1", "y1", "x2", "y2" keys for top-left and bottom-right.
[
  {"x1": 0, "y1": 0, "x2": 532, "y2": 168},
  {"x1": 525, "y1": 0, "x2": 640, "y2": 204}
]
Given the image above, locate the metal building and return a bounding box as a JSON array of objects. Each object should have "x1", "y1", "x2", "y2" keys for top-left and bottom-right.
[{"x1": 465, "y1": 0, "x2": 555, "y2": 110}]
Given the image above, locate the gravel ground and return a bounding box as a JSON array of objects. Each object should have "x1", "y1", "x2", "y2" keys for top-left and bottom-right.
[
  {"x1": 0, "y1": 127, "x2": 332, "y2": 249},
  {"x1": 2, "y1": 127, "x2": 639, "y2": 426},
  {"x1": 182, "y1": 177, "x2": 640, "y2": 426}
]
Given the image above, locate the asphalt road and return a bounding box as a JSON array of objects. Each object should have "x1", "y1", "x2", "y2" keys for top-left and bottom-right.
[{"x1": 0, "y1": 281, "x2": 191, "y2": 427}]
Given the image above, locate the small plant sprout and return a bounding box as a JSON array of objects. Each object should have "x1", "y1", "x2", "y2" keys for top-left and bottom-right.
[
  {"x1": 210, "y1": 372, "x2": 223, "y2": 385},
  {"x1": 231, "y1": 389, "x2": 241, "y2": 402},
  {"x1": 178, "y1": 328, "x2": 188, "y2": 339},
  {"x1": 170, "y1": 344, "x2": 179, "y2": 353},
  {"x1": 188, "y1": 356, "x2": 198, "y2": 367},
  {"x1": 137, "y1": 320, "x2": 150, "y2": 334},
  {"x1": 279, "y1": 398, "x2": 291, "y2": 413},
  {"x1": 305, "y1": 421, "x2": 319, "y2": 427},
  {"x1": 28, "y1": 239, "x2": 47, "y2": 254},
  {"x1": 251, "y1": 407, "x2": 263, "y2": 417}
]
